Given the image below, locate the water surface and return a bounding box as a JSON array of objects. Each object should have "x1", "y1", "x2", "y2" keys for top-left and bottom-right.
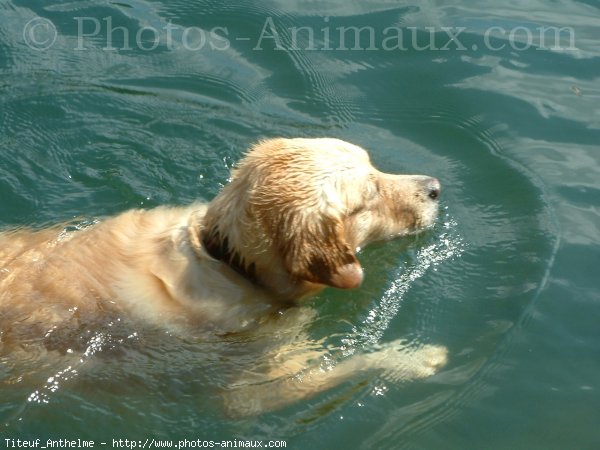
[{"x1": 1, "y1": 1, "x2": 599, "y2": 449}]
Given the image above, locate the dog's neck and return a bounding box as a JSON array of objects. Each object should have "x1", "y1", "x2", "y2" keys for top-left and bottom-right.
[
  {"x1": 193, "y1": 210, "x2": 324, "y2": 303},
  {"x1": 186, "y1": 211, "x2": 259, "y2": 286},
  {"x1": 202, "y1": 232, "x2": 259, "y2": 286}
]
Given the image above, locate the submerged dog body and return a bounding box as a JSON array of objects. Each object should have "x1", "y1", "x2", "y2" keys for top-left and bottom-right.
[
  {"x1": 0, "y1": 204, "x2": 276, "y2": 336},
  {"x1": 0, "y1": 138, "x2": 445, "y2": 415}
]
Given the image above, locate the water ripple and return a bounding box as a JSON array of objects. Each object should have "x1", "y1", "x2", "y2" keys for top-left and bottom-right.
[{"x1": 344, "y1": 212, "x2": 465, "y2": 353}]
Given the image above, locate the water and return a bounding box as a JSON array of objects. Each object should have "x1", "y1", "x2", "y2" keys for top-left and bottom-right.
[{"x1": 1, "y1": 0, "x2": 599, "y2": 448}]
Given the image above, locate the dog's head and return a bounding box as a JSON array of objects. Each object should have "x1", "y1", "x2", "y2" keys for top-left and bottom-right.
[{"x1": 202, "y1": 138, "x2": 440, "y2": 300}]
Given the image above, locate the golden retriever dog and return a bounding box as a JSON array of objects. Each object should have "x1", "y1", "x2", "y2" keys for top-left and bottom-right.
[{"x1": 0, "y1": 137, "x2": 447, "y2": 416}]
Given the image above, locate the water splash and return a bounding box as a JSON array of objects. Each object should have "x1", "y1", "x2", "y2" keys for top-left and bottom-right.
[
  {"x1": 342, "y1": 212, "x2": 465, "y2": 354},
  {"x1": 23, "y1": 328, "x2": 138, "y2": 407},
  {"x1": 27, "y1": 366, "x2": 78, "y2": 404}
]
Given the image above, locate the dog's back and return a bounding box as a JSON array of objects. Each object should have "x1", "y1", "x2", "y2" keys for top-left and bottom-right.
[{"x1": 0, "y1": 203, "x2": 278, "y2": 347}]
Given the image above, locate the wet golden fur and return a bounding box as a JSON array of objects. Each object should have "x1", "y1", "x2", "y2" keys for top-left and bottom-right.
[{"x1": 0, "y1": 138, "x2": 446, "y2": 415}]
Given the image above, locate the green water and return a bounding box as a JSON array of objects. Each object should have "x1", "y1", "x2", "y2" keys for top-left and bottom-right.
[{"x1": 1, "y1": 0, "x2": 599, "y2": 449}]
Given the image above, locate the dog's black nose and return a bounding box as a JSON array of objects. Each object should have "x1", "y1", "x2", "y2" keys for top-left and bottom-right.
[{"x1": 427, "y1": 178, "x2": 441, "y2": 200}]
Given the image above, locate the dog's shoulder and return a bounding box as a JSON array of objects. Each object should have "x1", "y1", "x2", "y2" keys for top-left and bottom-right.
[{"x1": 112, "y1": 204, "x2": 280, "y2": 332}]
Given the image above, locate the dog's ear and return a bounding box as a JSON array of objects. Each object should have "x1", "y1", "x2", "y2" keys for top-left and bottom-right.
[{"x1": 278, "y1": 215, "x2": 363, "y2": 289}]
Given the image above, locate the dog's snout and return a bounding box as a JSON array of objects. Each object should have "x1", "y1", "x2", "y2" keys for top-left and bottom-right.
[{"x1": 426, "y1": 178, "x2": 441, "y2": 200}]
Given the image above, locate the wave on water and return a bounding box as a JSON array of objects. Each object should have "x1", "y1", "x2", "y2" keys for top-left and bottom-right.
[{"x1": 342, "y1": 209, "x2": 465, "y2": 354}]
